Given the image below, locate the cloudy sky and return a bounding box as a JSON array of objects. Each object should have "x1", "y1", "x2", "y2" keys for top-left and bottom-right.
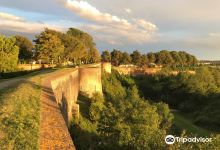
[{"x1": 0, "y1": 0, "x2": 220, "y2": 60}]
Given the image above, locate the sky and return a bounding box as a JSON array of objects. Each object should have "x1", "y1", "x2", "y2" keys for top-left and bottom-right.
[{"x1": 0, "y1": 0, "x2": 220, "y2": 60}]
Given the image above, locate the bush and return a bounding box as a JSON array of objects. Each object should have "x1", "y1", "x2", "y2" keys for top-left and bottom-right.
[{"x1": 89, "y1": 93, "x2": 104, "y2": 122}]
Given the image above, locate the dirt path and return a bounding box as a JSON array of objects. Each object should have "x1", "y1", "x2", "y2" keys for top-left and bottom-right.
[
  {"x1": 0, "y1": 78, "x2": 25, "y2": 90},
  {"x1": 39, "y1": 74, "x2": 75, "y2": 150}
]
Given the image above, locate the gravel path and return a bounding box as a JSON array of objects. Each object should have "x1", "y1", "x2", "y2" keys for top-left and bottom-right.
[{"x1": 0, "y1": 78, "x2": 25, "y2": 90}]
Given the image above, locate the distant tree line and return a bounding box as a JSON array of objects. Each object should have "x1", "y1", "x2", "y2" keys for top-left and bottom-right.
[
  {"x1": 0, "y1": 28, "x2": 100, "y2": 73},
  {"x1": 135, "y1": 67, "x2": 220, "y2": 131},
  {"x1": 102, "y1": 49, "x2": 198, "y2": 67}
]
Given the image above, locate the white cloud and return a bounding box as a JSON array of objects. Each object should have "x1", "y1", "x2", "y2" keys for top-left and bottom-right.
[
  {"x1": 0, "y1": 12, "x2": 25, "y2": 22},
  {"x1": 209, "y1": 33, "x2": 220, "y2": 38},
  {"x1": 125, "y1": 8, "x2": 131, "y2": 13},
  {"x1": 0, "y1": 12, "x2": 65, "y2": 33},
  {"x1": 66, "y1": 0, "x2": 157, "y2": 44},
  {"x1": 66, "y1": 0, "x2": 131, "y2": 27}
]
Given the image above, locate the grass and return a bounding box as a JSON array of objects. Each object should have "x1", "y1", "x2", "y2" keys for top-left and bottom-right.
[
  {"x1": 0, "y1": 68, "x2": 63, "y2": 149},
  {"x1": 0, "y1": 76, "x2": 42, "y2": 149},
  {"x1": 173, "y1": 111, "x2": 211, "y2": 136}
]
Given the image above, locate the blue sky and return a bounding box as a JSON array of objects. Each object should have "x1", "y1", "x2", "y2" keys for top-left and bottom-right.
[{"x1": 0, "y1": 0, "x2": 220, "y2": 60}]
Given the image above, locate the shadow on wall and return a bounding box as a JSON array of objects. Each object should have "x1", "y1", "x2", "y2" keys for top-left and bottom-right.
[
  {"x1": 50, "y1": 64, "x2": 107, "y2": 125},
  {"x1": 59, "y1": 92, "x2": 68, "y2": 125}
]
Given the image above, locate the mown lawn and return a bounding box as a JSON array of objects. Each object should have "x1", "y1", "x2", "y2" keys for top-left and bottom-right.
[{"x1": 173, "y1": 112, "x2": 211, "y2": 136}]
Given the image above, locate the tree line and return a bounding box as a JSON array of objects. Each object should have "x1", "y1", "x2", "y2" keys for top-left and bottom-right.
[
  {"x1": 0, "y1": 28, "x2": 100, "y2": 73},
  {"x1": 102, "y1": 49, "x2": 198, "y2": 67},
  {"x1": 135, "y1": 67, "x2": 220, "y2": 131}
]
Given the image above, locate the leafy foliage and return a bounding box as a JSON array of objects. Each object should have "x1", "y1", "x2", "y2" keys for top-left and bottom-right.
[
  {"x1": 35, "y1": 28, "x2": 64, "y2": 64},
  {"x1": 15, "y1": 35, "x2": 33, "y2": 62},
  {"x1": 0, "y1": 35, "x2": 19, "y2": 73},
  {"x1": 135, "y1": 67, "x2": 220, "y2": 131},
  {"x1": 101, "y1": 50, "x2": 111, "y2": 62},
  {"x1": 70, "y1": 70, "x2": 174, "y2": 150},
  {"x1": 102, "y1": 49, "x2": 198, "y2": 67}
]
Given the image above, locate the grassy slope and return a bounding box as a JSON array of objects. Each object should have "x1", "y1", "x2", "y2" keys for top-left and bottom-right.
[
  {"x1": 173, "y1": 112, "x2": 211, "y2": 136},
  {"x1": 0, "y1": 69, "x2": 61, "y2": 149},
  {"x1": 0, "y1": 76, "x2": 41, "y2": 149}
]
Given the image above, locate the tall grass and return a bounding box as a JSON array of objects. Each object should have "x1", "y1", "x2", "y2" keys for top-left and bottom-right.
[{"x1": 0, "y1": 77, "x2": 41, "y2": 149}]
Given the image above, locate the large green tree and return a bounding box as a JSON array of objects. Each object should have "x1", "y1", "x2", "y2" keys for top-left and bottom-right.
[
  {"x1": 62, "y1": 35, "x2": 87, "y2": 64},
  {"x1": 155, "y1": 50, "x2": 174, "y2": 66},
  {"x1": 66, "y1": 28, "x2": 100, "y2": 63},
  {"x1": 98, "y1": 71, "x2": 174, "y2": 149},
  {"x1": 120, "y1": 52, "x2": 131, "y2": 64},
  {"x1": 101, "y1": 50, "x2": 111, "y2": 62},
  {"x1": 34, "y1": 28, "x2": 64, "y2": 65},
  {"x1": 111, "y1": 49, "x2": 122, "y2": 66},
  {"x1": 130, "y1": 50, "x2": 142, "y2": 66},
  {"x1": 0, "y1": 35, "x2": 19, "y2": 72},
  {"x1": 15, "y1": 35, "x2": 33, "y2": 62},
  {"x1": 147, "y1": 52, "x2": 156, "y2": 63}
]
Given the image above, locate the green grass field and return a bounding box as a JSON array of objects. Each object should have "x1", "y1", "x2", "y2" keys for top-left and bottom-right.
[
  {"x1": 0, "y1": 76, "x2": 41, "y2": 149},
  {"x1": 0, "y1": 69, "x2": 61, "y2": 149},
  {"x1": 173, "y1": 112, "x2": 211, "y2": 136}
]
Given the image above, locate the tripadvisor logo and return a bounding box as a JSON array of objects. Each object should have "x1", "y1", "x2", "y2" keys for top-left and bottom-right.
[
  {"x1": 165, "y1": 135, "x2": 212, "y2": 145},
  {"x1": 165, "y1": 135, "x2": 175, "y2": 144}
]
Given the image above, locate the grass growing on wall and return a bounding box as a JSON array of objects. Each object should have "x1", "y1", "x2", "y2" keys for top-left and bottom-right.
[{"x1": 0, "y1": 76, "x2": 41, "y2": 149}]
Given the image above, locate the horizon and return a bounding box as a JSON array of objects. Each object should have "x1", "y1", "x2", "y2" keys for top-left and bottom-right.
[{"x1": 0, "y1": 0, "x2": 220, "y2": 60}]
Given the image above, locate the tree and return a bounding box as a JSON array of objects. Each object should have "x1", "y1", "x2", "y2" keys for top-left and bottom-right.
[
  {"x1": 34, "y1": 28, "x2": 64, "y2": 65},
  {"x1": 170, "y1": 51, "x2": 181, "y2": 66},
  {"x1": 0, "y1": 35, "x2": 19, "y2": 72},
  {"x1": 111, "y1": 49, "x2": 122, "y2": 66},
  {"x1": 130, "y1": 50, "x2": 142, "y2": 66},
  {"x1": 15, "y1": 35, "x2": 33, "y2": 62},
  {"x1": 98, "y1": 71, "x2": 173, "y2": 149},
  {"x1": 66, "y1": 28, "x2": 100, "y2": 64},
  {"x1": 62, "y1": 35, "x2": 88, "y2": 64},
  {"x1": 156, "y1": 50, "x2": 174, "y2": 66},
  {"x1": 178, "y1": 51, "x2": 187, "y2": 66},
  {"x1": 101, "y1": 50, "x2": 111, "y2": 62},
  {"x1": 147, "y1": 52, "x2": 156, "y2": 63},
  {"x1": 88, "y1": 48, "x2": 100, "y2": 63},
  {"x1": 140, "y1": 54, "x2": 149, "y2": 66},
  {"x1": 120, "y1": 52, "x2": 131, "y2": 64}
]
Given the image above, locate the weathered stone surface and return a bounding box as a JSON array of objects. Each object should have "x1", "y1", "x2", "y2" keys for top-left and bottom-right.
[
  {"x1": 40, "y1": 64, "x2": 103, "y2": 149},
  {"x1": 40, "y1": 72, "x2": 76, "y2": 150},
  {"x1": 102, "y1": 62, "x2": 111, "y2": 73},
  {"x1": 79, "y1": 67, "x2": 102, "y2": 97}
]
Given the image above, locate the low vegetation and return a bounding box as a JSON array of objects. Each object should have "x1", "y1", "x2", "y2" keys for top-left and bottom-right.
[
  {"x1": 135, "y1": 67, "x2": 220, "y2": 132},
  {"x1": 0, "y1": 76, "x2": 42, "y2": 149},
  {"x1": 70, "y1": 69, "x2": 220, "y2": 150}
]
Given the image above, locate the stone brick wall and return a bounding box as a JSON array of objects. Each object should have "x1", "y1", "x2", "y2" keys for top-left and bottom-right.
[
  {"x1": 102, "y1": 62, "x2": 111, "y2": 73},
  {"x1": 79, "y1": 67, "x2": 102, "y2": 97},
  {"x1": 50, "y1": 65, "x2": 103, "y2": 125}
]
